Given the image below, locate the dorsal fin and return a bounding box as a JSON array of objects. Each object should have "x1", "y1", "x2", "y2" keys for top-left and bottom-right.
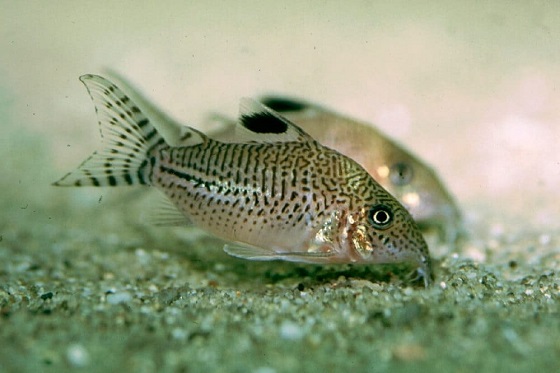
[
  {"x1": 233, "y1": 98, "x2": 315, "y2": 144},
  {"x1": 258, "y1": 95, "x2": 321, "y2": 122},
  {"x1": 259, "y1": 96, "x2": 310, "y2": 113}
]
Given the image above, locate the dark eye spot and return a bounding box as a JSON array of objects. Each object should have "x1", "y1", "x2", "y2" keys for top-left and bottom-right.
[
  {"x1": 389, "y1": 162, "x2": 414, "y2": 186},
  {"x1": 369, "y1": 204, "x2": 393, "y2": 229}
]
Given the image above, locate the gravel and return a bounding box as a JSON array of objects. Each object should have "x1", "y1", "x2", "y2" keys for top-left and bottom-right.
[{"x1": 1, "y1": 173, "x2": 558, "y2": 372}]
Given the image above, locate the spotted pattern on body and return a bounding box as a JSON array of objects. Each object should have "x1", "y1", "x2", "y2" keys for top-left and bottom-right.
[
  {"x1": 153, "y1": 139, "x2": 381, "y2": 249},
  {"x1": 233, "y1": 96, "x2": 463, "y2": 245},
  {"x1": 54, "y1": 75, "x2": 433, "y2": 286}
]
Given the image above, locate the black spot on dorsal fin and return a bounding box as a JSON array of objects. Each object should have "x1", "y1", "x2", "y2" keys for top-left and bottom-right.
[
  {"x1": 260, "y1": 96, "x2": 308, "y2": 112},
  {"x1": 240, "y1": 112, "x2": 288, "y2": 134},
  {"x1": 237, "y1": 98, "x2": 312, "y2": 143}
]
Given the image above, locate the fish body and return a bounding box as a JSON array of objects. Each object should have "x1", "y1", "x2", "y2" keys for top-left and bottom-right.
[
  {"x1": 212, "y1": 97, "x2": 462, "y2": 245},
  {"x1": 54, "y1": 75, "x2": 433, "y2": 285}
]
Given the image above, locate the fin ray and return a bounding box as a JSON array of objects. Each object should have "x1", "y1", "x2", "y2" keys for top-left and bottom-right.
[
  {"x1": 103, "y1": 70, "x2": 205, "y2": 147},
  {"x1": 223, "y1": 243, "x2": 336, "y2": 263},
  {"x1": 223, "y1": 243, "x2": 278, "y2": 260},
  {"x1": 53, "y1": 74, "x2": 167, "y2": 187},
  {"x1": 143, "y1": 193, "x2": 192, "y2": 226}
]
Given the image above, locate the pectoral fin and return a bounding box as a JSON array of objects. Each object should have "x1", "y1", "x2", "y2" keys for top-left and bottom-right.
[
  {"x1": 143, "y1": 194, "x2": 192, "y2": 226},
  {"x1": 223, "y1": 243, "x2": 335, "y2": 263},
  {"x1": 223, "y1": 244, "x2": 279, "y2": 261}
]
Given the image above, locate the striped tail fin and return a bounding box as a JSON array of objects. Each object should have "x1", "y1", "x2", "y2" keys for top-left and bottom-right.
[{"x1": 53, "y1": 74, "x2": 168, "y2": 187}]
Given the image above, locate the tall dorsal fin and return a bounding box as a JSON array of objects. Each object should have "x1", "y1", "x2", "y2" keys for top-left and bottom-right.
[
  {"x1": 259, "y1": 96, "x2": 310, "y2": 113},
  {"x1": 233, "y1": 98, "x2": 315, "y2": 144},
  {"x1": 258, "y1": 95, "x2": 322, "y2": 122}
]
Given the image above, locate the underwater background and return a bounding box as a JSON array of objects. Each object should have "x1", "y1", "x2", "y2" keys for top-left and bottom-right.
[{"x1": 1, "y1": 1, "x2": 559, "y2": 372}]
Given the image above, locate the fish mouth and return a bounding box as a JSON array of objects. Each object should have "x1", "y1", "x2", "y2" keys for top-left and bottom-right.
[{"x1": 385, "y1": 238, "x2": 434, "y2": 287}]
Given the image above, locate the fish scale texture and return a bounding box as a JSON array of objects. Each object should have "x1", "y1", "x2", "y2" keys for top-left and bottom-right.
[{"x1": 52, "y1": 75, "x2": 432, "y2": 283}]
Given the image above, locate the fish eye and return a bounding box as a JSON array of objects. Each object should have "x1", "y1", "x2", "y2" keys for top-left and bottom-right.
[
  {"x1": 368, "y1": 204, "x2": 393, "y2": 229},
  {"x1": 389, "y1": 162, "x2": 414, "y2": 186}
]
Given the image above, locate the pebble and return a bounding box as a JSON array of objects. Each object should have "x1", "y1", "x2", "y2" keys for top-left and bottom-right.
[
  {"x1": 66, "y1": 344, "x2": 90, "y2": 367},
  {"x1": 279, "y1": 321, "x2": 304, "y2": 341},
  {"x1": 171, "y1": 327, "x2": 188, "y2": 341},
  {"x1": 392, "y1": 343, "x2": 426, "y2": 362},
  {"x1": 106, "y1": 291, "x2": 132, "y2": 304}
]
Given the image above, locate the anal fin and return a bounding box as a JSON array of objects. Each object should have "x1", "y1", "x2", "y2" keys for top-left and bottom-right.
[{"x1": 143, "y1": 194, "x2": 192, "y2": 226}]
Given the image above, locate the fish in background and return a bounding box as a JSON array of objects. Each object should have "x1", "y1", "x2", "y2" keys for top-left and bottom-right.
[
  {"x1": 53, "y1": 74, "x2": 433, "y2": 286},
  {"x1": 211, "y1": 97, "x2": 463, "y2": 246}
]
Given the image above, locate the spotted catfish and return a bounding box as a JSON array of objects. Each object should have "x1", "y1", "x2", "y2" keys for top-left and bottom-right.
[
  {"x1": 54, "y1": 75, "x2": 433, "y2": 286},
  {"x1": 212, "y1": 97, "x2": 462, "y2": 246}
]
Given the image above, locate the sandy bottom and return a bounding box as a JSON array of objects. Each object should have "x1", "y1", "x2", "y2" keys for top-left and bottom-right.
[{"x1": 1, "y1": 156, "x2": 558, "y2": 373}]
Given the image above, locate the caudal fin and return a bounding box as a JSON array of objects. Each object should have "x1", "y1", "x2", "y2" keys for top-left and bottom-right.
[{"x1": 53, "y1": 74, "x2": 167, "y2": 187}]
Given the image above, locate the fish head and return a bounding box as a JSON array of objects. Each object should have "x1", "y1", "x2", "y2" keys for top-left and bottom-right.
[
  {"x1": 341, "y1": 199, "x2": 434, "y2": 286},
  {"x1": 376, "y1": 151, "x2": 462, "y2": 244},
  {"x1": 253, "y1": 96, "x2": 462, "y2": 244}
]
